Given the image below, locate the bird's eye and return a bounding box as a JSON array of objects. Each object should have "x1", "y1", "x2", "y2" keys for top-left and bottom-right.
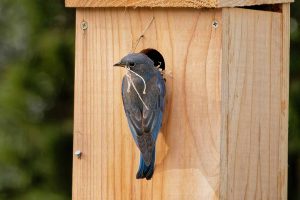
[{"x1": 128, "y1": 62, "x2": 135, "y2": 67}]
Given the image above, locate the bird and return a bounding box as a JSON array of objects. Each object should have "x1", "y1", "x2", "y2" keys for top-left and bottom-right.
[{"x1": 114, "y1": 52, "x2": 166, "y2": 180}]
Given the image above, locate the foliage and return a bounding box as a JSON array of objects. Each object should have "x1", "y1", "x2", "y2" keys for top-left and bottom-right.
[
  {"x1": 289, "y1": 1, "x2": 300, "y2": 199},
  {"x1": 0, "y1": 0, "x2": 74, "y2": 199}
]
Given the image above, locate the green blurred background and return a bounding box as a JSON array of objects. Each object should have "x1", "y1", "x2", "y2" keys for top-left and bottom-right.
[{"x1": 0, "y1": 0, "x2": 299, "y2": 199}]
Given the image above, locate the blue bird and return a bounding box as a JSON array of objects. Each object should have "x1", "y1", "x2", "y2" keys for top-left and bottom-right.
[{"x1": 114, "y1": 53, "x2": 165, "y2": 180}]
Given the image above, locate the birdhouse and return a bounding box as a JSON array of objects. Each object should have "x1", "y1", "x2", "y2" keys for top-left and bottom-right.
[{"x1": 66, "y1": 0, "x2": 292, "y2": 199}]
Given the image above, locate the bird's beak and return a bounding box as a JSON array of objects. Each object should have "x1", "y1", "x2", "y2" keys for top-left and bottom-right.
[{"x1": 113, "y1": 62, "x2": 125, "y2": 67}]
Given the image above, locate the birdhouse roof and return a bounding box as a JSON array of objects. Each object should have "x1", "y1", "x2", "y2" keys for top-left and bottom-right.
[{"x1": 65, "y1": 0, "x2": 292, "y2": 8}]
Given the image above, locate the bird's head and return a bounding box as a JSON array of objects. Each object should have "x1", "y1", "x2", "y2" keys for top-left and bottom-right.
[{"x1": 113, "y1": 53, "x2": 154, "y2": 70}]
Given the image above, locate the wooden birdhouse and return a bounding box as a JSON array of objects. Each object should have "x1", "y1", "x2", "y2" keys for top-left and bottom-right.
[{"x1": 66, "y1": 0, "x2": 292, "y2": 199}]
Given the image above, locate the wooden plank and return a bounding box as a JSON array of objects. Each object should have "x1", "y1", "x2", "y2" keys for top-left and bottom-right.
[
  {"x1": 65, "y1": 0, "x2": 217, "y2": 8},
  {"x1": 217, "y1": 0, "x2": 293, "y2": 7},
  {"x1": 73, "y1": 8, "x2": 222, "y2": 200},
  {"x1": 279, "y1": 3, "x2": 290, "y2": 200},
  {"x1": 220, "y1": 7, "x2": 287, "y2": 200},
  {"x1": 219, "y1": 7, "x2": 230, "y2": 200},
  {"x1": 65, "y1": 0, "x2": 293, "y2": 8}
]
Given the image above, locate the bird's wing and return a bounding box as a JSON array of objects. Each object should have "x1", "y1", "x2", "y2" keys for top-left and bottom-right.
[
  {"x1": 143, "y1": 72, "x2": 165, "y2": 141},
  {"x1": 121, "y1": 77, "x2": 143, "y2": 145},
  {"x1": 121, "y1": 72, "x2": 165, "y2": 165},
  {"x1": 139, "y1": 72, "x2": 165, "y2": 165}
]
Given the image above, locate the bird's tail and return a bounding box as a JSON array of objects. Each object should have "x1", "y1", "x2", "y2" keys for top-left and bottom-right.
[{"x1": 136, "y1": 147, "x2": 156, "y2": 180}]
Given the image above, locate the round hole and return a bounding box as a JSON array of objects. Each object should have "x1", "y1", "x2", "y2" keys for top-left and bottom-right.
[{"x1": 140, "y1": 48, "x2": 165, "y2": 71}]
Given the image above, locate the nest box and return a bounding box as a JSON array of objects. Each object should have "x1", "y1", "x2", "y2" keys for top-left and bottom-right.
[{"x1": 66, "y1": 0, "x2": 292, "y2": 199}]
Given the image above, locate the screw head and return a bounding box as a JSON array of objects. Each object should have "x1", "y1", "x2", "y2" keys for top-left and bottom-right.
[
  {"x1": 81, "y1": 21, "x2": 88, "y2": 30},
  {"x1": 74, "y1": 150, "x2": 82, "y2": 159},
  {"x1": 212, "y1": 20, "x2": 218, "y2": 28}
]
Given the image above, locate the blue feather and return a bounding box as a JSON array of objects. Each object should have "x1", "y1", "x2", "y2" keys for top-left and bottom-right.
[{"x1": 118, "y1": 53, "x2": 165, "y2": 180}]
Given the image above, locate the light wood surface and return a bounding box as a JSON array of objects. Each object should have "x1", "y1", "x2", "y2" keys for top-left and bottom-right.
[
  {"x1": 65, "y1": 0, "x2": 293, "y2": 8},
  {"x1": 72, "y1": 6, "x2": 289, "y2": 200},
  {"x1": 280, "y1": 4, "x2": 290, "y2": 200},
  {"x1": 220, "y1": 7, "x2": 288, "y2": 200},
  {"x1": 218, "y1": 0, "x2": 293, "y2": 7},
  {"x1": 73, "y1": 8, "x2": 222, "y2": 200}
]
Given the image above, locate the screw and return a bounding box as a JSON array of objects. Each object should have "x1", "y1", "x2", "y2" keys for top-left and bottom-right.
[
  {"x1": 74, "y1": 150, "x2": 82, "y2": 159},
  {"x1": 212, "y1": 20, "x2": 218, "y2": 28},
  {"x1": 81, "y1": 21, "x2": 88, "y2": 30}
]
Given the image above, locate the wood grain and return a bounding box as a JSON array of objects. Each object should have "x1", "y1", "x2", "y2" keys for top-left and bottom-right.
[
  {"x1": 73, "y1": 8, "x2": 222, "y2": 200},
  {"x1": 279, "y1": 4, "x2": 290, "y2": 200},
  {"x1": 217, "y1": 0, "x2": 293, "y2": 7},
  {"x1": 65, "y1": 0, "x2": 293, "y2": 8},
  {"x1": 72, "y1": 6, "x2": 289, "y2": 200},
  {"x1": 220, "y1": 7, "x2": 288, "y2": 200},
  {"x1": 65, "y1": 0, "x2": 217, "y2": 8}
]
